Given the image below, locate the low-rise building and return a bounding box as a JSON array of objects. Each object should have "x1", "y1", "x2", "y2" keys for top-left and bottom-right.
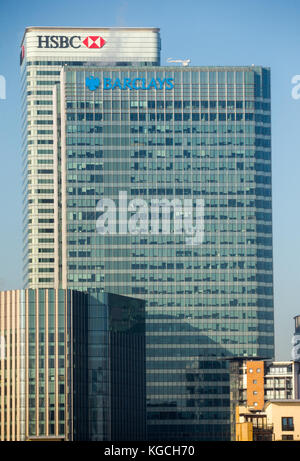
[
  {"x1": 235, "y1": 400, "x2": 300, "y2": 441},
  {"x1": 229, "y1": 358, "x2": 300, "y2": 440},
  {"x1": 231, "y1": 359, "x2": 299, "y2": 406},
  {"x1": 264, "y1": 400, "x2": 300, "y2": 441},
  {"x1": 235, "y1": 405, "x2": 273, "y2": 441}
]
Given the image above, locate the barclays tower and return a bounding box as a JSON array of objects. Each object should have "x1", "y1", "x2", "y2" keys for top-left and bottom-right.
[{"x1": 20, "y1": 28, "x2": 274, "y2": 441}]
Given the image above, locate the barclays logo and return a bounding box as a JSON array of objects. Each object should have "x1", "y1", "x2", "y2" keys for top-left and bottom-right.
[
  {"x1": 86, "y1": 76, "x2": 100, "y2": 91},
  {"x1": 85, "y1": 75, "x2": 174, "y2": 91}
]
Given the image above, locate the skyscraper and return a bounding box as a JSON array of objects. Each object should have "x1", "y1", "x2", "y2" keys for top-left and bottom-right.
[
  {"x1": 0, "y1": 288, "x2": 146, "y2": 441},
  {"x1": 20, "y1": 28, "x2": 274, "y2": 441},
  {"x1": 21, "y1": 27, "x2": 160, "y2": 288}
]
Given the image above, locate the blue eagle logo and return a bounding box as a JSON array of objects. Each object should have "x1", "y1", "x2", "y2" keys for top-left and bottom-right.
[{"x1": 86, "y1": 76, "x2": 100, "y2": 91}]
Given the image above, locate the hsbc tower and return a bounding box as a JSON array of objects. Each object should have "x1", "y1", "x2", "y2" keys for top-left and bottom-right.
[{"x1": 20, "y1": 27, "x2": 160, "y2": 288}]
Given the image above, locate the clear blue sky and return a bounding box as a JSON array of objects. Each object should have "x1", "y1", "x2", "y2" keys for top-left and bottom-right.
[{"x1": 0, "y1": 0, "x2": 299, "y2": 360}]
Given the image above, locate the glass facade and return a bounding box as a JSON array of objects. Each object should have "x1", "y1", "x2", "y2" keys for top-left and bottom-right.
[
  {"x1": 0, "y1": 289, "x2": 146, "y2": 441},
  {"x1": 54, "y1": 66, "x2": 274, "y2": 440},
  {"x1": 72, "y1": 291, "x2": 146, "y2": 441},
  {"x1": 20, "y1": 27, "x2": 160, "y2": 289}
]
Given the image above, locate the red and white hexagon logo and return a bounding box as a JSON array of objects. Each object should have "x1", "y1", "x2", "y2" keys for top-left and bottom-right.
[{"x1": 83, "y1": 36, "x2": 106, "y2": 49}]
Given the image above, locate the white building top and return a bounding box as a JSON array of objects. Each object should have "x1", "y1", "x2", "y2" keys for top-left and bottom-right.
[{"x1": 21, "y1": 27, "x2": 160, "y2": 63}]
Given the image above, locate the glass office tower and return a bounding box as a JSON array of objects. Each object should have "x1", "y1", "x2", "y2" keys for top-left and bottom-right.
[
  {"x1": 53, "y1": 66, "x2": 274, "y2": 440},
  {"x1": 20, "y1": 27, "x2": 160, "y2": 288},
  {"x1": 0, "y1": 288, "x2": 145, "y2": 441}
]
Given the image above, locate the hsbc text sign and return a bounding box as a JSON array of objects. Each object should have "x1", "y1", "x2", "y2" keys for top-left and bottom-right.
[{"x1": 37, "y1": 35, "x2": 106, "y2": 49}]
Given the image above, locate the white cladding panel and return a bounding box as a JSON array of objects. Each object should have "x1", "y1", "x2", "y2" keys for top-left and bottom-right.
[{"x1": 23, "y1": 28, "x2": 160, "y2": 62}]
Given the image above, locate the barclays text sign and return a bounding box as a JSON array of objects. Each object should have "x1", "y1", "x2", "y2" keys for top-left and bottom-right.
[{"x1": 85, "y1": 76, "x2": 174, "y2": 91}]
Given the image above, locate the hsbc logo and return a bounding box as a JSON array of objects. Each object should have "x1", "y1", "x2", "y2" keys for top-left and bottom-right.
[
  {"x1": 37, "y1": 35, "x2": 106, "y2": 49},
  {"x1": 83, "y1": 36, "x2": 106, "y2": 49}
]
